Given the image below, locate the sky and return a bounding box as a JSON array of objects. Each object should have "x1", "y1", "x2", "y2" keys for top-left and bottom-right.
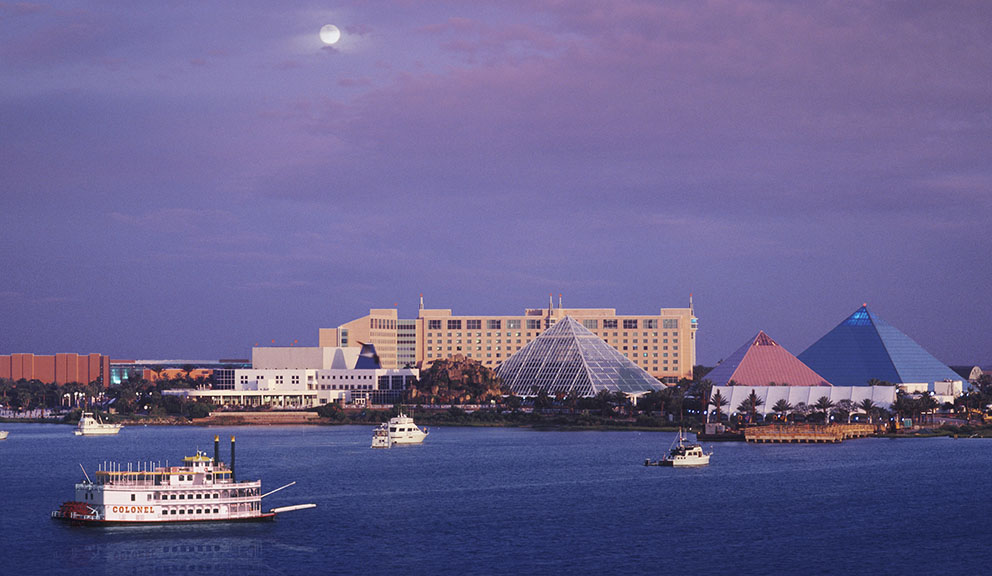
[{"x1": 1, "y1": 1, "x2": 990, "y2": 366}]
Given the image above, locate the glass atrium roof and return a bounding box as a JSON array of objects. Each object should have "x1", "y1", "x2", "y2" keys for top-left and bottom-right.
[{"x1": 495, "y1": 316, "x2": 664, "y2": 397}]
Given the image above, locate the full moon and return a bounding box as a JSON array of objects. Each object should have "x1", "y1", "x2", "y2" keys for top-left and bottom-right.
[{"x1": 320, "y1": 24, "x2": 341, "y2": 45}]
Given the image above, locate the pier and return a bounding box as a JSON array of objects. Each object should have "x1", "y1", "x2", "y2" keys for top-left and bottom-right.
[{"x1": 744, "y1": 424, "x2": 877, "y2": 443}]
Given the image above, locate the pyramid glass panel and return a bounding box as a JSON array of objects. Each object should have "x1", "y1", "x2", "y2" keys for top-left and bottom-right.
[
  {"x1": 496, "y1": 316, "x2": 663, "y2": 396},
  {"x1": 799, "y1": 305, "x2": 961, "y2": 388}
]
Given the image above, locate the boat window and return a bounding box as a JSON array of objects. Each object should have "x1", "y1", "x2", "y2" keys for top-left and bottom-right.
[
  {"x1": 213, "y1": 508, "x2": 219, "y2": 514},
  {"x1": 131, "y1": 494, "x2": 135, "y2": 501},
  {"x1": 161, "y1": 510, "x2": 168, "y2": 515},
  {"x1": 179, "y1": 494, "x2": 185, "y2": 500},
  {"x1": 179, "y1": 510, "x2": 185, "y2": 515}
]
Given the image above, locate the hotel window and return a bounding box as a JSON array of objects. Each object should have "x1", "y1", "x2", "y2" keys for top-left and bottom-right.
[
  {"x1": 466, "y1": 319, "x2": 481, "y2": 330},
  {"x1": 663, "y1": 319, "x2": 679, "y2": 329},
  {"x1": 526, "y1": 319, "x2": 541, "y2": 330},
  {"x1": 582, "y1": 319, "x2": 598, "y2": 330},
  {"x1": 603, "y1": 319, "x2": 618, "y2": 329},
  {"x1": 429, "y1": 320, "x2": 442, "y2": 330},
  {"x1": 507, "y1": 320, "x2": 521, "y2": 329},
  {"x1": 623, "y1": 319, "x2": 638, "y2": 329},
  {"x1": 447, "y1": 320, "x2": 462, "y2": 330},
  {"x1": 487, "y1": 319, "x2": 501, "y2": 329},
  {"x1": 644, "y1": 319, "x2": 658, "y2": 329}
]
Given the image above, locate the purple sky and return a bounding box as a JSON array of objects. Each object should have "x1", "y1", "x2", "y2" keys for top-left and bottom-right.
[{"x1": 2, "y1": 1, "x2": 990, "y2": 366}]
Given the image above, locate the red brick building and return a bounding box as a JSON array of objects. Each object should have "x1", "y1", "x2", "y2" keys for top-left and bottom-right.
[{"x1": 0, "y1": 353, "x2": 110, "y2": 386}]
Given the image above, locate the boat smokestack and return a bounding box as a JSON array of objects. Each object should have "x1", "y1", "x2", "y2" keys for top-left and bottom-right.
[
  {"x1": 230, "y1": 435, "x2": 236, "y2": 482},
  {"x1": 214, "y1": 435, "x2": 220, "y2": 465}
]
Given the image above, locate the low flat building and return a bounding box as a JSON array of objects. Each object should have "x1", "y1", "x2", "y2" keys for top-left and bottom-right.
[
  {"x1": 710, "y1": 384, "x2": 897, "y2": 419},
  {"x1": 165, "y1": 344, "x2": 417, "y2": 408}
]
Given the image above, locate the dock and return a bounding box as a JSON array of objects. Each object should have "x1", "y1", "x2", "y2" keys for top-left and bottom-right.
[{"x1": 744, "y1": 424, "x2": 876, "y2": 443}]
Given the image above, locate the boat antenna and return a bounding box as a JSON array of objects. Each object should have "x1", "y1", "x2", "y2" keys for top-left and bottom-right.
[{"x1": 79, "y1": 463, "x2": 92, "y2": 484}]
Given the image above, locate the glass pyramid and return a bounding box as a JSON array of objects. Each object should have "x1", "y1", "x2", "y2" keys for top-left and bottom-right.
[
  {"x1": 798, "y1": 305, "x2": 962, "y2": 388},
  {"x1": 496, "y1": 316, "x2": 665, "y2": 396}
]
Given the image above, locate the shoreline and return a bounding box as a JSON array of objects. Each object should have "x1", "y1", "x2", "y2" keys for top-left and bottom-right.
[{"x1": 4, "y1": 413, "x2": 990, "y2": 438}]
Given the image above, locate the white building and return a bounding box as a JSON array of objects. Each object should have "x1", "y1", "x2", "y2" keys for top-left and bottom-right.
[
  {"x1": 709, "y1": 385, "x2": 898, "y2": 420},
  {"x1": 166, "y1": 344, "x2": 418, "y2": 408}
]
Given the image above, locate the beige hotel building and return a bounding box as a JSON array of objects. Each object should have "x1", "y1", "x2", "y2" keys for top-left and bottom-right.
[{"x1": 320, "y1": 298, "x2": 698, "y2": 383}]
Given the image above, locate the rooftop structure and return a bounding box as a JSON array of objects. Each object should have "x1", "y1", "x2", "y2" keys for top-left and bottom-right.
[
  {"x1": 705, "y1": 331, "x2": 831, "y2": 387},
  {"x1": 495, "y1": 316, "x2": 665, "y2": 397},
  {"x1": 798, "y1": 305, "x2": 962, "y2": 390}
]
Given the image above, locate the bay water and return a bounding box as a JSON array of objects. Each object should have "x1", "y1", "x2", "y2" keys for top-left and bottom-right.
[{"x1": 1, "y1": 423, "x2": 989, "y2": 575}]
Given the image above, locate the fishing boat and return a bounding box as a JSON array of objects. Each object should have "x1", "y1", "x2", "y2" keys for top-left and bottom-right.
[
  {"x1": 74, "y1": 412, "x2": 122, "y2": 436},
  {"x1": 51, "y1": 436, "x2": 315, "y2": 525},
  {"x1": 645, "y1": 429, "x2": 712, "y2": 467},
  {"x1": 373, "y1": 413, "x2": 428, "y2": 447}
]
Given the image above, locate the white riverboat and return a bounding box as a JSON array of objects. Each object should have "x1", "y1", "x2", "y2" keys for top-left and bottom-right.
[
  {"x1": 74, "y1": 412, "x2": 122, "y2": 436},
  {"x1": 0, "y1": 430, "x2": 8, "y2": 440},
  {"x1": 372, "y1": 413, "x2": 428, "y2": 447},
  {"x1": 645, "y1": 429, "x2": 712, "y2": 467},
  {"x1": 51, "y1": 436, "x2": 315, "y2": 525}
]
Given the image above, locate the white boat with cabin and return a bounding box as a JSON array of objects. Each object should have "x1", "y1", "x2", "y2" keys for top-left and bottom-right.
[
  {"x1": 372, "y1": 413, "x2": 428, "y2": 447},
  {"x1": 0, "y1": 430, "x2": 8, "y2": 440},
  {"x1": 645, "y1": 429, "x2": 712, "y2": 467},
  {"x1": 74, "y1": 412, "x2": 122, "y2": 436},
  {"x1": 51, "y1": 435, "x2": 315, "y2": 525}
]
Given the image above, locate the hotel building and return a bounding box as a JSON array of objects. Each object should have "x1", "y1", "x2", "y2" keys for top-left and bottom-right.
[{"x1": 320, "y1": 298, "x2": 698, "y2": 383}]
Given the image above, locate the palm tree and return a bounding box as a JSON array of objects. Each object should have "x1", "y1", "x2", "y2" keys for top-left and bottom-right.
[
  {"x1": 858, "y1": 398, "x2": 877, "y2": 424},
  {"x1": 918, "y1": 392, "x2": 939, "y2": 425},
  {"x1": 834, "y1": 399, "x2": 855, "y2": 423},
  {"x1": 709, "y1": 390, "x2": 729, "y2": 422},
  {"x1": 736, "y1": 389, "x2": 764, "y2": 424},
  {"x1": 772, "y1": 399, "x2": 794, "y2": 422},
  {"x1": 814, "y1": 396, "x2": 836, "y2": 424}
]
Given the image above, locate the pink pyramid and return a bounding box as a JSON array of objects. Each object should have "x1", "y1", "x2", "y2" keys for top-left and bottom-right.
[{"x1": 707, "y1": 331, "x2": 832, "y2": 387}]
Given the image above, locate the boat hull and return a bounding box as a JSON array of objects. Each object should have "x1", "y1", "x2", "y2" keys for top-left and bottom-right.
[
  {"x1": 52, "y1": 511, "x2": 276, "y2": 527},
  {"x1": 74, "y1": 429, "x2": 121, "y2": 436}
]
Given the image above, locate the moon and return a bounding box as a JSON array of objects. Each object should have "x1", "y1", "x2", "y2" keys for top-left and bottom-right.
[{"x1": 320, "y1": 24, "x2": 341, "y2": 45}]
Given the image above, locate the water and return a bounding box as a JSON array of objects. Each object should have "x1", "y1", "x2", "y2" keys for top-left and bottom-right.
[{"x1": 1, "y1": 423, "x2": 990, "y2": 575}]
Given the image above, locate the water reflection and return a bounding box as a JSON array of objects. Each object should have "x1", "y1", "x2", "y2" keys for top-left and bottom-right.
[{"x1": 53, "y1": 525, "x2": 271, "y2": 575}]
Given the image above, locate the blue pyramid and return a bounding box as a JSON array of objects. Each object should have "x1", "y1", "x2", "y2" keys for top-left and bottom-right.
[{"x1": 798, "y1": 305, "x2": 961, "y2": 388}]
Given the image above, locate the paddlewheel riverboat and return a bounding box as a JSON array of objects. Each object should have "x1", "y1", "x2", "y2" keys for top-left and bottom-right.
[{"x1": 51, "y1": 436, "x2": 315, "y2": 526}]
